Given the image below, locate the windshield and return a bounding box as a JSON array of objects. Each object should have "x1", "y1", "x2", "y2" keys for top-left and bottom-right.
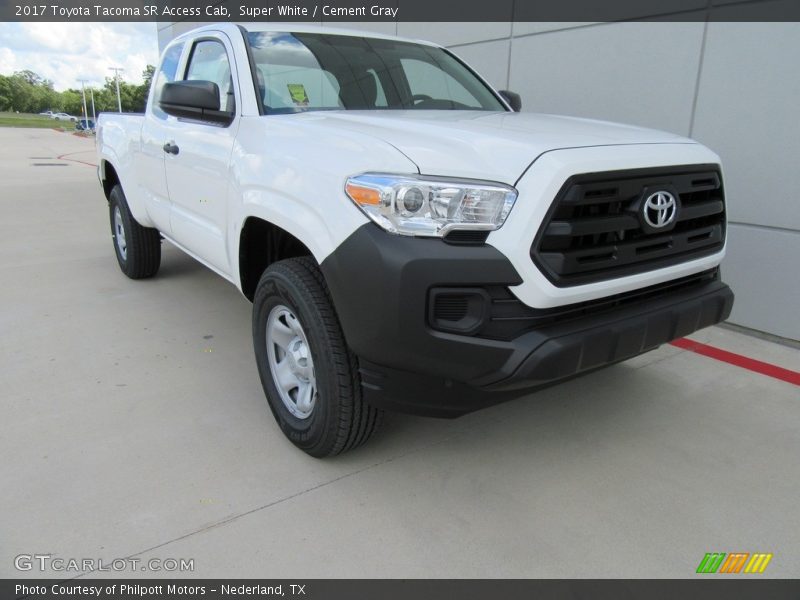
[{"x1": 246, "y1": 31, "x2": 506, "y2": 114}]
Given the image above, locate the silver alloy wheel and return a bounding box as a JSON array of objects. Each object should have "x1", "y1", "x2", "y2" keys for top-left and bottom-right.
[
  {"x1": 266, "y1": 304, "x2": 317, "y2": 419},
  {"x1": 113, "y1": 206, "x2": 127, "y2": 260}
]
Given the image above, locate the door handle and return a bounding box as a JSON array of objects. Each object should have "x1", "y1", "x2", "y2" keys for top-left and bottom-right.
[{"x1": 163, "y1": 142, "x2": 179, "y2": 155}]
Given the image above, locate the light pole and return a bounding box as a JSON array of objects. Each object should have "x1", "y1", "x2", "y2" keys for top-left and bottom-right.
[
  {"x1": 78, "y1": 79, "x2": 89, "y2": 126},
  {"x1": 90, "y1": 88, "x2": 96, "y2": 124},
  {"x1": 109, "y1": 67, "x2": 124, "y2": 112}
]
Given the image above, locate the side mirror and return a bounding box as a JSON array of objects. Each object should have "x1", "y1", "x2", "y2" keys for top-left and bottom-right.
[
  {"x1": 499, "y1": 90, "x2": 522, "y2": 112},
  {"x1": 159, "y1": 80, "x2": 232, "y2": 124}
]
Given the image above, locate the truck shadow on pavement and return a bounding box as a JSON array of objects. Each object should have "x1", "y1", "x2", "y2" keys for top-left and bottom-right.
[{"x1": 345, "y1": 360, "x2": 690, "y2": 461}]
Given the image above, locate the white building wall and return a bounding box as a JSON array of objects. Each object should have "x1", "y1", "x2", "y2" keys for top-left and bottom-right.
[{"x1": 159, "y1": 15, "x2": 800, "y2": 340}]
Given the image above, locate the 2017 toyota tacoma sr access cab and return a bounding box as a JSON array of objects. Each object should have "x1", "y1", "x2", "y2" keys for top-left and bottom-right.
[{"x1": 96, "y1": 24, "x2": 734, "y2": 457}]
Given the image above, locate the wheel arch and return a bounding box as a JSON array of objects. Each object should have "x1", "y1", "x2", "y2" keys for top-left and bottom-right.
[
  {"x1": 100, "y1": 159, "x2": 120, "y2": 200},
  {"x1": 238, "y1": 216, "x2": 315, "y2": 301}
]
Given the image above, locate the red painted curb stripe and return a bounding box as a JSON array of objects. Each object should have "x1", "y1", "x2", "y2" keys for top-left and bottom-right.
[
  {"x1": 56, "y1": 151, "x2": 97, "y2": 168},
  {"x1": 670, "y1": 338, "x2": 800, "y2": 386}
]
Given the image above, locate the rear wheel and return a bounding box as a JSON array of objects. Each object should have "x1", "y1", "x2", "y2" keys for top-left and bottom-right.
[
  {"x1": 109, "y1": 184, "x2": 161, "y2": 279},
  {"x1": 252, "y1": 257, "x2": 382, "y2": 457}
]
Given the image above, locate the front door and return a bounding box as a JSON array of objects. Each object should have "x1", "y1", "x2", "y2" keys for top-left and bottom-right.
[{"x1": 162, "y1": 33, "x2": 240, "y2": 275}]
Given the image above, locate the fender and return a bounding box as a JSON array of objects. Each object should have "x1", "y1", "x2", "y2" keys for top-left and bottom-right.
[
  {"x1": 227, "y1": 114, "x2": 420, "y2": 291},
  {"x1": 235, "y1": 188, "x2": 363, "y2": 266}
]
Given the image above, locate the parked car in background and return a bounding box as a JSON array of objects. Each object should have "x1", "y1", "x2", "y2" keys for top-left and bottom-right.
[
  {"x1": 52, "y1": 113, "x2": 77, "y2": 122},
  {"x1": 76, "y1": 119, "x2": 95, "y2": 132},
  {"x1": 39, "y1": 110, "x2": 54, "y2": 117}
]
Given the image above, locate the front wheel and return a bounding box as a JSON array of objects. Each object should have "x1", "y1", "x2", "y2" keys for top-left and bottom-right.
[{"x1": 252, "y1": 257, "x2": 382, "y2": 457}]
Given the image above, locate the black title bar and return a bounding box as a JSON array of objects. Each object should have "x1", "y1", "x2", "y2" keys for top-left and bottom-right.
[{"x1": 3, "y1": 0, "x2": 800, "y2": 22}]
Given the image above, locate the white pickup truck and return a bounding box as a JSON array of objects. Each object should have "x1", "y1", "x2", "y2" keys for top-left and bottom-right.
[{"x1": 97, "y1": 23, "x2": 733, "y2": 457}]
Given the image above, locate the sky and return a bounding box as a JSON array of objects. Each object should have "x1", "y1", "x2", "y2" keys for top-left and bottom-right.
[{"x1": 0, "y1": 22, "x2": 160, "y2": 90}]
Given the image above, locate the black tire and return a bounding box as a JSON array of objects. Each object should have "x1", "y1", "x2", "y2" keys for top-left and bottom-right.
[
  {"x1": 252, "y1": 256, "x2": 382, "y2": 457},
  {"x1": 109, "y1": 184, "x2": 161, "y2": 279}
]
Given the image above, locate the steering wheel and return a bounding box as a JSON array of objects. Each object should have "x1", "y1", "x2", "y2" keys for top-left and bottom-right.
[{"x1": 411, "y1": 94, "x2": 433, "y2": 105}]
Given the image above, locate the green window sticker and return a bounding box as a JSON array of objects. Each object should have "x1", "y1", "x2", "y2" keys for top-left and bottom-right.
[{"x1": 287, "y1": 84, "x2": 309, "y2": 106}]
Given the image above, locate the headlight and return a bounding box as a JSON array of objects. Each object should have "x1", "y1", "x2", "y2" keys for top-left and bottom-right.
[{"x1": 345, "y1": 173, "x2": 517, "y2": 237}]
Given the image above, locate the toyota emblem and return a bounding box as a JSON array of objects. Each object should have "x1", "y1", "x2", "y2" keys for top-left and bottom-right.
[{"x1": 643, "y1": 191, "x2": 678, "y2": 229}]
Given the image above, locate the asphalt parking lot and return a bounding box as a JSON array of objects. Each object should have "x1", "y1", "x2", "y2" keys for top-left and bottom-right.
[{"x1": 2, "y1": 127, "x2": 798, "y2": 579}]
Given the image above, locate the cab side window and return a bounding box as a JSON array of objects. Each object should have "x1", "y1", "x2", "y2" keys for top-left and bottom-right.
[
  {"x1": 151, "y1": 42, "x2": 184, "y2": 119},
  {"x1": 185, "y1": 40, "x2": 236, "y2": 115}
]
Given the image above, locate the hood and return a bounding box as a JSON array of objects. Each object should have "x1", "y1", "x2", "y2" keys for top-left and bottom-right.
[{"x1": 294, "y1": 110, "x2": 695, "y2": 185}]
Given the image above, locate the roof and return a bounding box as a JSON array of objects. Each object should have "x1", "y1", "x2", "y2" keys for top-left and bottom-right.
[{"x1": 173, "y1": 22, "x2": 440, "y2": 48}]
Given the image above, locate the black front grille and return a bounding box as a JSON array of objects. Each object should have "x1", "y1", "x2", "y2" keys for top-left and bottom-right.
[{"x1": 532, "y1": 165, "x2": 726, "y2": 286}]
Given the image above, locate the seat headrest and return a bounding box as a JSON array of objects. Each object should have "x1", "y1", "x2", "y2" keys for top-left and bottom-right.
[{"x1": 338, "y1": 72, "x2": 377, "y2": 109}]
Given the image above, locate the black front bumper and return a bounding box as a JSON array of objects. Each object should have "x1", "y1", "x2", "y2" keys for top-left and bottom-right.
[{"x1": 321, "y1": 224, "x2": 734, "y2": 417}]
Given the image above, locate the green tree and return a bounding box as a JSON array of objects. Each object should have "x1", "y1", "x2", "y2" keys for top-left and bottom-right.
[
  {"x1": 6, "y1": 74, "x2": 36, "y2": 112},
  {"x1": 1, "y1": 64, "x2": 156, "y2": 115},
  {"x1": 0, "y1": 75, "x2": 12, "y2": 111},
  {"x1": 142, "y1": 64, "x2": 155, "y2": 89},
  {"x1": 59, "y1": 89, "x2": 84, "y2": 116},
  {"x1": 13, "y1": 69, "x2": 45, "y2": 86},
  {"x1": 103, "y1": 76, "x2": 139, "y2": 112},
  {"x1": 134, "y1": 64, "x2": 156, "y2": 111},
  {"x1": 0, "y1": 70, "x2": 59, "y2": 113}
]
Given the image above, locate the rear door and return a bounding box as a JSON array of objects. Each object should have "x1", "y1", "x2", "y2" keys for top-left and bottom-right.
[{"x1": 161, "y1": 32, "x2": 240, "y2": 275}]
